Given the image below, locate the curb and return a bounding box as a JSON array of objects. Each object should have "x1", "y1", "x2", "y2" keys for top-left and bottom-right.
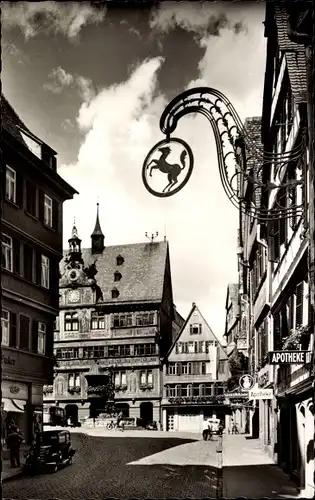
[{"x1": 2, "y1": 470, "x2": 24, "y2": 483}]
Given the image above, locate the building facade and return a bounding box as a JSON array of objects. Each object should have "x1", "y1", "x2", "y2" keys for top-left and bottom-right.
[
  {"x1": 1, "y1": 96, "x2": 77, "y2": 446},
  {"x1": 161, "y1": 303, "x2": 230, "y2": 432},
  {"x1": 44, "y1": 209, "x2": 181, "y2": 426},
  {"x1": 231, "y1": 4, "x2": 314, "y2": 496}
]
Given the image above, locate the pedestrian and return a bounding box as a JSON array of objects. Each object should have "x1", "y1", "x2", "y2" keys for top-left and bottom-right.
[
  {"x1": 6, "y1": 426, "x2": 24, "y2": 468},
  {"x1": 202, "y1": 417, "x2": 210, "y2": 441}
]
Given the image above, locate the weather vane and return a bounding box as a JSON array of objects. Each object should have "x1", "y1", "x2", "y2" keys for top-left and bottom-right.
[{"x1": 145, "y1": 231, "x2": 159, "y2": 243}]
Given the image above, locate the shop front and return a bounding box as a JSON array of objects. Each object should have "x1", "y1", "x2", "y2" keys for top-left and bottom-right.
[{"x1": 162, "y1": 395, "x2": 231, "y2": 432}]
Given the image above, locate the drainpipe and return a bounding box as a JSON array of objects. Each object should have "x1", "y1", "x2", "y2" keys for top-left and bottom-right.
[{"x1": 287, "y1": 10, "x2": 315, "y2": 378}]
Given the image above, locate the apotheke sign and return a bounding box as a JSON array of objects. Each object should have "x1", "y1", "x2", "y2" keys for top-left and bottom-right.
[{"x1": 269, "y1": 351, "x2": 312, "y2": 365}]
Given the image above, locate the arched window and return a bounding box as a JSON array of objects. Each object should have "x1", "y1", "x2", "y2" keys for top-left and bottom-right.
[
  {"x1": 175, "y1": 385, "x2": 181, "y2": 397},
  {"x1": 187, "y1": 384, "x2": 192, "y2": 397},
  {"x1": 199, "y1": 384, "x2": 205, "y2": 396},
  {"x1": 166, "y1": 385, "x2": 170, "y2": 397}
]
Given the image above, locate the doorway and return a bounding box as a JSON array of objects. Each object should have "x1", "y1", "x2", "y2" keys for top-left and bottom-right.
[
  {"x1": 115, "y1": 403, "x2": 130, "y2": 418},
  {"x1": 140, "y1": 402, "x2": 153, "y2": 426},
  {"x1": 65, "y1": 404, "x2": 78, "y2": 425}
]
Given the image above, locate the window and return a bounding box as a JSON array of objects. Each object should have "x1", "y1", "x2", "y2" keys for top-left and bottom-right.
[
  {"x1": 75, "y1": 374, "x2": 81, "y2": 387},
  {"x1": 187, "y1": 341, "x2": 195, "y2": 354},
  {"x1": 64, "y1": 312, "x2": 79, "y2": 331},
  {"x1": 1, "y1": 310, "x2": 10, "y2": 346},
  {"x1": 19, "y1": 315, "x2": 30, "y2": 350},
  {"x1": 120, "y1": 345, "x2": 131, "y2": 356},
  {"x1": 113, "y1": 313, "x2": 132, "y2": 328},
  {"x1": 168, "y1": 363, "x2": 176, "y2": 375},
  {"x1": 121, "y1": 371, "x2": 127, "y2": 387},
  {"x1": 190, "y1": 323, "x2": 202, "y2": 334},
  {"x1": 69, "y1": 374, "x2": 74, "y2": 388},
  {"x1": 41, "y1": 255, "x2": 50, "y2": 288},
  {"x1": 56, "y1": 348, "x2": 79, "y2": 359},
  {"x1": 136, "y1": 312, "x2": 155, "y2": 326},
  {"x1": 38, "y1": 322, "x2": 46, "y2": 354},
  {"x1": 91, "y1": 312, "x2": 105, "y2": 330},
  {"x1": 44, "y1": 194, "x2": 52, "y2": 227},
  {"x1": 114, "y1": 271, "x2": 122, "y2": 282},
  {"x1": 108, "y1": 345, "x2": 120, "y2": 357},
  {"x1": 6, "y1": 166, "x2": 16, "y2": 203},
  {"x1": 166, "y1": 385, "x2": 176, "y2": 397},
  {"x1": 218, "y1": 360, "x2": 225, "y2": 374},
  {"x1": 26, "y1": 181, "x2": 36, "y2": 216},
  {"x1": 114, "y1": 372, "x2": 120, "y2": 387},
  {"x1": 140, "y1": 370, "x2": 153, "y2": 387},
  {"x1": 134, "y1": 343, "x2": 156, "y2": 356},
  {"x1": 23, "y1": 244, "x2": 33, "y2": 281},
  {"x1": 181, "y1": 363, "x2": 188, "y2": 375},
  {"x1": 111, "y1": 288, "x2": 119, "y2": 299},
  {"x1": 2, "y1": 235, "x2": 13, "y2": 271}
]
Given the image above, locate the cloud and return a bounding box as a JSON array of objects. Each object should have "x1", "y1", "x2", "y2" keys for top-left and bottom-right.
[
  {"x1": 44, "y1": 66, "x2": 94, "y2": 101},
  {"x1": 2, "y1": 1, "x2": 105, "y2": 40},
  {"x1": 149, "y1": 1, "x2": 249, "y2": 38},
  {"x1": 58, "y1": 54, "x2": 241, "y2": 337}
]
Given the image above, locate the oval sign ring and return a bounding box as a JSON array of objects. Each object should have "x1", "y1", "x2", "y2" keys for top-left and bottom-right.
[{"x1": 142, "y1": 137, "x2": 194, "y2": 198}]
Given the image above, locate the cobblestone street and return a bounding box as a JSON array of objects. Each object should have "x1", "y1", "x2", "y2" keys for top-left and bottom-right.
[
  {"x1": 2, "y1": 432, "x2": 220, "y2": 499},
  {"x1": 2, "y1": 431, "x2": 300, "y2": 499}
]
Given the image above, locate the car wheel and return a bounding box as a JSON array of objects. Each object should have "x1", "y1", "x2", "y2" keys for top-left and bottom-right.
[
  {"x1": 52, "y1": 464, "x2": 58, "y2": 473},
  {"x1": 68, "y1": 457, "x2": 72, "y2": 465}
]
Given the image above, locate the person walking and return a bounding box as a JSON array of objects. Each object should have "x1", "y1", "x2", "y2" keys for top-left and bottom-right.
[
  {"x1": 202, "y1": 417, "x2": 210, "y2": 441},
  {"x1": 6, "y1": 426, "x2": 24, "y2": 468}
]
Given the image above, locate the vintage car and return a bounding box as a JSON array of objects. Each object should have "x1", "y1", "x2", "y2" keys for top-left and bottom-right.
[{"x1": 24, "y1": 430, "x2": 76, "y2": 474}]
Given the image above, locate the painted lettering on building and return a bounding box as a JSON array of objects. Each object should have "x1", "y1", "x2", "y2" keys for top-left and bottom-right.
[
  {"x1": 2, "y1": 354, "x2": 16, "y2": 366},
  {"x1": 269, "y1": 351, "x2": 312, "y2": 365}
]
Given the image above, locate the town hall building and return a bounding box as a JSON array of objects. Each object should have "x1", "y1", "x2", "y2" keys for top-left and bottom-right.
[{"x1": 43, "y1": 205, "x2": 181, "y2": 426}]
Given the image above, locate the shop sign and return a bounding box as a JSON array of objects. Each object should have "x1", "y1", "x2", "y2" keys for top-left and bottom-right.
[
  {"x1": 2, "y1": 353, "x2": 16, "y2": 366},
  {"x1": 10, "y1": 385, "x2": 20, "y2": 395},
  {"x1": 248, "y1": 388, "x2": 273, "y2": 400},
  {"x1": 269, "y1": 351, "x2": 312, "y2": 365}
]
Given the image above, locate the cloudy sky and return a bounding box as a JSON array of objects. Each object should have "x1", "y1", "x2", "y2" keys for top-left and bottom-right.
[{"x1": 2, "y1": 1, "x2": 266, "y2": 341}]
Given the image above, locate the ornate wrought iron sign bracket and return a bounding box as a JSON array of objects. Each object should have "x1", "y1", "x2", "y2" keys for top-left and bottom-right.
[{"x1": 142, "y1": 86, "x2": 306, "y2": 223}]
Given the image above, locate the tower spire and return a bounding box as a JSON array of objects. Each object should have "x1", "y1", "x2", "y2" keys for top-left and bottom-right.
[{"x1": 91, "y1": 202, "x2": 105, "y2": 253}]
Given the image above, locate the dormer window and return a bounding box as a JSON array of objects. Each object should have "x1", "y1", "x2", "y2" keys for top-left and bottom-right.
[
  {"x1": 116, "y1": 255, "x2": 124, "y2": 266},
  {"x1": 114, "y1": 271, "x2": 122, "y2": 282},
  {"x1": 111, "y1": 287, "x2": 120, "y2": 299}
]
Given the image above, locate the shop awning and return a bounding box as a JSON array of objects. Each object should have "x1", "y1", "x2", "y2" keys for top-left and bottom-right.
[{"x1": 2, "y1": 398, "x2": 26, "y2": 413}]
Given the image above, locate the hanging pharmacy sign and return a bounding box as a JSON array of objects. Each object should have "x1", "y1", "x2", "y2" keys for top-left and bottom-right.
[
  {"x1": 268, "y1": 351, "x2": 312, "y2": 365},
  {"x1": 248, "y1": 388, "x2": 273, "y2": 400}
]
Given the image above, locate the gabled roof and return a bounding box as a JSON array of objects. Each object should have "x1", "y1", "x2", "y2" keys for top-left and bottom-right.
[
  {"x1": 274, "y1": 5, "x2": 308, "y2": 104},
  {"x1": 61, "y1": 240, "x2": 169, "y2": 304},
  {"x1": 166, "y1": 303, "x2": 228, "y2": 360}
]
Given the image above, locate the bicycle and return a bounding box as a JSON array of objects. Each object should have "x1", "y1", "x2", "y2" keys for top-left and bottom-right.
[{"x1": 106, "y1": 420, "x2": 124, "y2": 431}]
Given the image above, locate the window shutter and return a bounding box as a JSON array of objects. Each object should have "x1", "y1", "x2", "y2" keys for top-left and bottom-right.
[
  {"x1": 15, "y1": 171, "x2": 23, "y2": 208},
  {"x1": 190, "y1": 324, "x2": 192, "y2": 334},
  {"x1": 52, "y1": 199, "x2": 59, "y2": 231},
  {"x1": 13, "y1": 238, "x2": 20, "y2": 274},
  {"x1": 268, "y1": 220, "x2": 280, "y2": 262},
  {"x1": 36, "y1": 251, "x2": 42, "y2": 285},
  {"x1": 295, "y1": 282, "x2": 304, "y2": 327},
  {"x1": 273, "y1": 312, "x2": 281, "y2": 350},
  {"x1": 38, "y1": 190, "x2": 44, "y2": 222},
  {"x1": 9, "y1": 312, "x2": 17, "y2": 347},
  {"x1": 46, "y1": 321, "x2": 54, "y2": 357},
  {"x1": 32, "y1": 320, "x2": 38, "y2": 353}
]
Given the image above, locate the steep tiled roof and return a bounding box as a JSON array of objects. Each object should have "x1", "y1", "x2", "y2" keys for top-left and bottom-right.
[
  {"x1": 1, "y1": 94, "x2": 32, "y2": 146},
  {"x1": 62, "y1": 241, "x2": 169, "y2": 304},
  {"x1": 167, "y1": 303, "x2": 228, "y2": 360},
  {"x1": 274, "y1": 5, "x2": 308, "y2": 103}
]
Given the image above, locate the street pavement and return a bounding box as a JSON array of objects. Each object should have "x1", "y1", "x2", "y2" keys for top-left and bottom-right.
[{"x1": 2, "y1": 430, "x2": 300, "y2": 499}]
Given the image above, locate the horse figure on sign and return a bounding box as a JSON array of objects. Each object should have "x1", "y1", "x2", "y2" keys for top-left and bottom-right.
[{"x1": 146, "y1": 146, "x2": 187, "y2": 193}]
